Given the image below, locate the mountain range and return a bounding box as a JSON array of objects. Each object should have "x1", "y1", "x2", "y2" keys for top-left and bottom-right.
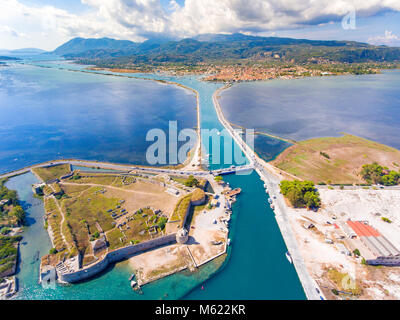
[{"x1": 49, "y1": 33, "x2": 400, "y2": 64}]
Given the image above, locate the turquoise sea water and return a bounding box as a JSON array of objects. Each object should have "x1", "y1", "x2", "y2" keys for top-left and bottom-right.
[
  {"x1": 219, "y1": 71, "x2": 400, "y2": 160},
  {"x1": 3, "y1": 61, "x2": 306, "y2": 300}
]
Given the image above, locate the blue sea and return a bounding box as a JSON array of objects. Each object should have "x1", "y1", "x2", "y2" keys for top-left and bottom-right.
[
  {"x1": 0, "y1": 62, "x2": 196, "y2": 174},
  {"x1": 219, "y1": 71, "x2": 400, "y2": 160}
]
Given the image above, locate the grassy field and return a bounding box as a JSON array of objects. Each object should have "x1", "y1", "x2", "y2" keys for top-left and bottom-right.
[
  {"x1": 32, "y1": 164, "x2": 71, "y2": 182},
  {"x1": 0, "y1": 235, "x2": 21, "y2": 276},
  {"x1": 169, "y1": 194, "x2": 192, "y2": 227},
  {"x1": 271, "y1": 134, "x2": 400, "y2": 184},
  {"x1": 68, "y1": 173, "x2": 117, "y2": 185},
  {"x1": 107, "y1": 228, "x2": 127, "y2": 250},
  {"x1": 42, "y1": 172, "x2": 183, "y2": 265},
  {"x1": 60, "y1": 186, "x2": 119, "y2": 254}
]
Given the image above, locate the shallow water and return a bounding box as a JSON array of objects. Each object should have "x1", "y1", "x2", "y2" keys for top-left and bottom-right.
[
  {"x1": 0, "y1": 63, "x2": 196, "y2": 174},
  {"x1": 219, "y1": 71, "x2": 400, "y2": 159}
]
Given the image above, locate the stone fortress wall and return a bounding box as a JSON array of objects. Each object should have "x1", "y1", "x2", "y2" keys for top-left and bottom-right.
[{"x1": 59, "y1": 233, "x2": 177, "y2": 283}]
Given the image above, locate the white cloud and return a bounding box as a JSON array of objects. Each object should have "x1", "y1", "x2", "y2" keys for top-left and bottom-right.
[
  {"x1": 368, "y1": 30, "x2": 400, "y2": 46},
  {"x1": 1, "y1": 0, "x2": 400, "y2": 50},
  {"x1": 0, "y1": 25, "x2": 25, "y2": 38}
]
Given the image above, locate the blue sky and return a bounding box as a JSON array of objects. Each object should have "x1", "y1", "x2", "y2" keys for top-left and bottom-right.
[{"x1": 1, "y1": 0, "x2": 400, "y2": 50}]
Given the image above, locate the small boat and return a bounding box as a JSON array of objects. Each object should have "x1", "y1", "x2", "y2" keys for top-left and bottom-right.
[
  {"x1": 263, "y1": 184, "x2": 268, "y2": 188},
  {"x1": 129, "y1": 274, "x2": 135, "y2": 281},
  {"x1": 286, "y1": 251, "x2": 293, "y2": 264},
  {"x1": 31, "y1": 251, "x2": 40, "y2": 264},
  {"x1": 268, "y1": 198, "x2": 272, "y2": 204},
  {"x1": 227, "y1": 238, "x2": 231, "y2": 246},
  {"x1": 270, "y1": 204, "x2": 275, "y2": 210},
  {"x1": 130, "y1": 280, "x2": 137, "y2": 288}
]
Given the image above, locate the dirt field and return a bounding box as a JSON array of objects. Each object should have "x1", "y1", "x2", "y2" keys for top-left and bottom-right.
[
  {"x1": 104, "y1": 181, "x2": 179, "y2": 217},
  {"x1": 287, "y1": 187, "x2": 400, "y2": 299},
  {"x1": 272, "y1": 134, "x2": 400, "y2": 184},
  {"x1": 128, "y1": 244, "x2": 191, "y2": 285}
]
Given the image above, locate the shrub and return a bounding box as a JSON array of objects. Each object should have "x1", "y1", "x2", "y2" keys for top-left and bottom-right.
[
  {"x1": 49, "y1": 248, "x2": 58, "y2": 255},
  {"x1": 157, "y1": 217, "x2": 168, "y2": 230},
  {"x1": 320, "y1": 151, "x2": 330, "y2": 159},
  {"x1": 184, "y1": 175, "x2": 199, "y2": 187}
]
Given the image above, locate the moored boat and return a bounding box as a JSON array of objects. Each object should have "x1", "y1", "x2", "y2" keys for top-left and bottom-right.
[{"x1": 286, "y1": 251, "x2": 293, "y2": 264}]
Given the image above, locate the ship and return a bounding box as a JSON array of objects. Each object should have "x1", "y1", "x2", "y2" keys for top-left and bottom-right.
[{"x1": 286, "y1": 251, "x2": 293, "y2": 264}]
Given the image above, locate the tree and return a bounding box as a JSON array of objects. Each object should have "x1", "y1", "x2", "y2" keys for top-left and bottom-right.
[
  {"x1": 361, "y1": 162, "x2": 400, "y2": 186},
  {"x1": 280, "y1": 180, "x2": 321, "y2": 209},
  {"x1": 304, "y1": 191, "x2": 321, "y2": 208},
  {"x1": 361, "y1": 162, "x2": 384, "y2": 184},
  {"x1": 49, "y1": 248, "x2": 57, "y2": 255},
  {"x1": 185, "y1": 175, "x2": 199, "y2": 187},
  {"x1": 382, "y1": 171, "x2": 400, "y2": 186},
  {"x1": 9, "y1": 206, "x2": 25, "y2": 225},
  {"x1": 214, "y1": 176, "x2": 223, "y2": 182}
]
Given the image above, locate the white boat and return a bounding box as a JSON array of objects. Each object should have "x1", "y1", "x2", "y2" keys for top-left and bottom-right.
[
  {"x1": 268, "y1": 198, "x2": 272, "y2": 204},
  {"x1": 227, "y1": 238, "x2": 231, "y2": 246},
  {"x1": 130, "y1": 280, "x2": 137, "y2": 288},
  {"x1": 129, "y1": 274, "x2": 135, "y2": 281},
  {"x1": 270, "y1": 204, "x2": 275, "y2": 210},
  {"x1": 263, "y1": 184, "x2": 268, "y2": 188},
  {"x1": 286, "y1": 251, "x2": 293, "y2": 264}
]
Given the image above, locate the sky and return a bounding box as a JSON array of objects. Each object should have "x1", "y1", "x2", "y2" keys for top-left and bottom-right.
[{"x1": 1, "y1": 0, "x2": 400, "y2": 51}]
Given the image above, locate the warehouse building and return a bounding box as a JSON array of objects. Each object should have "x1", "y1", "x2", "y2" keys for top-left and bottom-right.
[{"x1": 345, "y1": 221, "x2": 400, "y2": 266}]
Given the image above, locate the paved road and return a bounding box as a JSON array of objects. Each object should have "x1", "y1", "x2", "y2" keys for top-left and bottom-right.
[
  {"x1": 0, "y1": 159, "x2": 251, "y2": 181},
  {"x1": 212, "y1": 87, "x2": 323, "y2": 300}
]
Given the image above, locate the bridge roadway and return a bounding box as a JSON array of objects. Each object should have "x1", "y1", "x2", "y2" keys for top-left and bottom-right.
[
  {"x1": 0, "y1": 159, "x2": 253, "y2": 180},
  {"x1": 212, "y1": 86, "x2": 324, "y2": 300}
]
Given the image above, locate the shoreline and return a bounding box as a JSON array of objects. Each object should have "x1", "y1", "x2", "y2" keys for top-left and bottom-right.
[{"x1": 211, "y1": 85, "x2": 322, "y2": 300}]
